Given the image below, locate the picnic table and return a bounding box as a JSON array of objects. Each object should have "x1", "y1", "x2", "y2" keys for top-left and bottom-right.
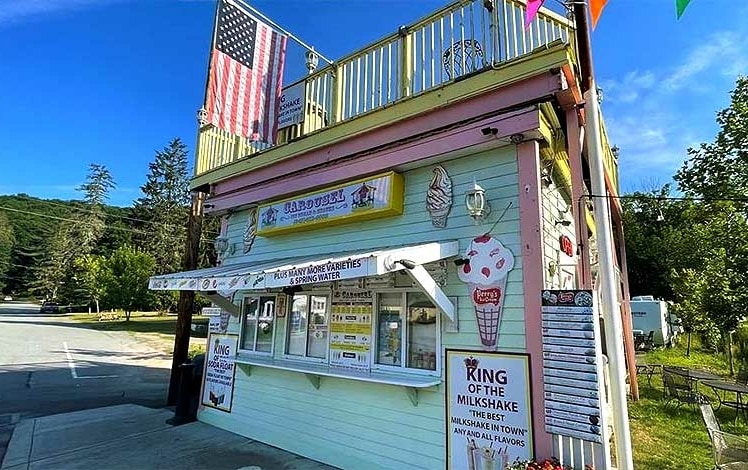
[{"x1": 703, "y1": 380, "x2": 748, "y2": 423}]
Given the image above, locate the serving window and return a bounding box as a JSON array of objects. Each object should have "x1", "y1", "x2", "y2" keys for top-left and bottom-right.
[
  {"x1": 286, "y1": 294, "x2": 329, "y2": 360},
  {"x1": 375, "y1": 291, "x2": 439, "y2": 373},
  {"x1": 240, "y1": 295, "x2": 276, "y2": 354},
  {"x1": 239, "y1": 285, "x2": 441, "y2": 378}
]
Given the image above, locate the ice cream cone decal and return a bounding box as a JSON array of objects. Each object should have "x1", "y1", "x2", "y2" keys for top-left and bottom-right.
[
  {"x1": 243, "y1": 207, "x2": 258, "y2": 254},
  {"x1": 426, "y1": 166, "x2": 453, "y2": 228},
  {"x1": 457, "y1": 234, "x2": 515, "y2": 350}
]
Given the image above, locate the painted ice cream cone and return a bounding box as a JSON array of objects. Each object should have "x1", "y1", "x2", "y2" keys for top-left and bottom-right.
[
  {"x1": 426, "y1": 166, "x2": 453, "y2": 228},
  {"x1": 458, "y1": 234, "x2": 515, "y2": 351},
  {"x1": 470, "y1": 278, "x2": 507, "y2": 349}
]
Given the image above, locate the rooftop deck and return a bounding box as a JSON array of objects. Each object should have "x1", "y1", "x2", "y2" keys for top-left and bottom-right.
[{"x1": 192, "y1": 0, "x2": 617, "y2": 194}]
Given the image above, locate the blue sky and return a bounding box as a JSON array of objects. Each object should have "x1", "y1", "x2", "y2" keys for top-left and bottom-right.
[{"x1": 0, "y1": 0, "x2": 744, "y2": 206}]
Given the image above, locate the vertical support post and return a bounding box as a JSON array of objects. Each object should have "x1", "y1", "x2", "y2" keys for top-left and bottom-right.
[
  {"x1": 331, "y1": 64, "x2": 344, "y2": 124},
  {"x1": 167, "y1": 191, "x2": 205, "y2": 406},
  {"x1": 616, "y1": 220, "x2": 639, "y2": 401},
  {"x1": 585, "y1": 86, "x2": 634, "y2": 470},
  {"x1": 399, "y1": 27, "x2": 413, "y2": 99},
  {"x1": 565, "y1": 109, "x2": 591, "y2": 289},
  {"x1": 516, "y1": 140, "x2": 553, "y2": 458}
]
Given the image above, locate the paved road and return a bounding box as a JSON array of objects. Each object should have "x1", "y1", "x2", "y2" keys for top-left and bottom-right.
[{"x1": 0, "y1": 302, "x2": 172, "y2": 461}]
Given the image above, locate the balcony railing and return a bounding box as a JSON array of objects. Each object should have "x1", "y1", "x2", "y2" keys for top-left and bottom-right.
[{"x1": 195, "y1": 0, "x2": 573, "y2": 177}]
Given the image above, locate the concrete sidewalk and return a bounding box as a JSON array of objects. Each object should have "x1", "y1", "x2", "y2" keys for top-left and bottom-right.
[{"x1": 1, "y1": 405, "x2": 336, "y2": 470}]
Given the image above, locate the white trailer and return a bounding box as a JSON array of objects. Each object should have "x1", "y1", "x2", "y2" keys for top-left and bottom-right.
[{"x1": 629, "y1": 297, "x2": 675, "y2": 347}]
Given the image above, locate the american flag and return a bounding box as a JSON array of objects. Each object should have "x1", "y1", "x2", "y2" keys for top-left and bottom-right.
[{"x1": 205, "y1": 0, "x2": 287, "y2": 144}]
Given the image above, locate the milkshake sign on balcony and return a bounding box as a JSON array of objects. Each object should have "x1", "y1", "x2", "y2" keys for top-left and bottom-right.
[{"x1": 458, "y1": 234, "x2": 515, "y2": 350}]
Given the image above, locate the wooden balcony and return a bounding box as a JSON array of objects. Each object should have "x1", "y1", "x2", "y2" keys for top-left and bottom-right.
[{"x1": 192, "y1": 0, "x2": 616, "y2": 195}]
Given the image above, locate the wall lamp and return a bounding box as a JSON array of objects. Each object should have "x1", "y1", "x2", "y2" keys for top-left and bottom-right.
[
  {"x1": 481, "y1": 126, "x2": 498, "y2": 136},
  {"x1": 555, "y1": 220, "x2": 572, "y2": 227},
  {"x1": 214, "y1": 236, "x2": 230, "y2": 255},
  {"x1": 466, "y1": 181, "x2": 491, "y2": 225}
]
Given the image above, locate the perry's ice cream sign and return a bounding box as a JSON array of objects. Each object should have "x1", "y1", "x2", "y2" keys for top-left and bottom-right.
[
  {"x1": 256, "y1": 172, "x2": 404, "y2": 236},
  {"x1": 458, "y1": 234, "x2": 515, "y2": 351}
]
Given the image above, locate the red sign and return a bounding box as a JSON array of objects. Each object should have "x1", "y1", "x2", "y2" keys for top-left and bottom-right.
[
  {"x1": 559, "y1": 235, "x2": 574, "y2": 257},
  {"x1": 473, "y1": 287, "x2": 502, "y2": 306}
]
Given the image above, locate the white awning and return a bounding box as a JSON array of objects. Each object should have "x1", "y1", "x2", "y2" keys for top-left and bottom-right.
[{"x1": 148, "y1": 240, "x2": 459, "y2": 320}]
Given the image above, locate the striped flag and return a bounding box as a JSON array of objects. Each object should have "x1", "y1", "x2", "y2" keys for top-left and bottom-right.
[{"x1": 205, "y1": 0, "x2": 287, "y2": 144}]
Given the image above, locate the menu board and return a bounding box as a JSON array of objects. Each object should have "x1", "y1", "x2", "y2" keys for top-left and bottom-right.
[
  {"x1": 330, "y1": 290, "x2": 373, "y2": 370},
  {"x1": 541, "y1": 290, "x2": 604, "y2": 443}
]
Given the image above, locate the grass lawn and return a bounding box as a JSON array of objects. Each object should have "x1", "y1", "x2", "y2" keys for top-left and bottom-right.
[
  {"x1": 630, "y1": 336, "x2": 748, "y2": 469},
  {"x1": 69, "y1": 311, "x2": 209, "y2": 356}
]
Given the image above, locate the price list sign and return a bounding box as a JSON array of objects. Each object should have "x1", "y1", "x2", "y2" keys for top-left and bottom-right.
[
  {"x1": 541, "y1": 290, "x2": 604, "y2": 443},
  {"x1": 330, "y1": 290, "x2": 373, "y2": 370}
]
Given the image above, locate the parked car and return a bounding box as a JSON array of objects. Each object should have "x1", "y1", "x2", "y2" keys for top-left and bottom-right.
[
  {"x1": 39, "y1": 301, "x2": 60, "y2": 314},
  {"x1": 3, "y1": 295, "x2": 11, "y2": 301}
]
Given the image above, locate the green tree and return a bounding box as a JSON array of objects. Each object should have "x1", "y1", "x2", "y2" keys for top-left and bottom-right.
[
  {"x1": 74, "y1": 254, "x2": 106, "y2": 314},
  {"x1": 73, "y1": 163, "x2": 116, "y2": 256},
  {"x1": 101, "y1": 246, "x2": 155, "y2": 321},
  {"x1": 133, "y1": 138, "x2": 191, "y2": 313},
  {"x1": 31, "y1": 226, "x2": 78, "y2": 301},
  {"x1": 676, "y1": 76, "x2": 748, "y2": 201},
  {"x1": 621, "y1": 184, "x2": 701, "y2": 300},
  {"x1": 133, "y1": 139, "x2": 190, "y2": 271},
  {"x1": 0, "y1": 211, "x2": 14, "y2": 293}
]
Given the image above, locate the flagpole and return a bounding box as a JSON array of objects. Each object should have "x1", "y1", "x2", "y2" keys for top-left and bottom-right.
[
  {"x1": 200, "y1": 0, "x2": 222, "y2": 120},
  {"x1": 572, "y1": 2, "x2": 634, "y2": 470},
  {"x1": 233, "y1": 0, "x2": 334, "y2": 65}
]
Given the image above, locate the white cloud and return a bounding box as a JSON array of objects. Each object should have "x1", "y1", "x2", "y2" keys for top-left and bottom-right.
[
  {"x1": 600, "y1": 26, "x2": 748, "y2": 192},
  {"x1": 0, "y1": 0, "x2": 117, "y2": 26}
]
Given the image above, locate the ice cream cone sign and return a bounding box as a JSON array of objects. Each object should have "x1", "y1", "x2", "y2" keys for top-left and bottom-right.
[{"x1": 457, "y1": 234, "x2": 515, "y2": 350}]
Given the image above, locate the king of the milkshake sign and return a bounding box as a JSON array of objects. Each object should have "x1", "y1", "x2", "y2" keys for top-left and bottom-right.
[{"x1": 446, "y1": 350, "x2": 533, "y2": 470}]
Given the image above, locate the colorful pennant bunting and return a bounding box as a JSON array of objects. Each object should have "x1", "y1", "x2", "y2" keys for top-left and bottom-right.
[
  {"x1": 525, "y1": 0, "x2": 544, "y2": 29},
  {"x1": 589, "y1": 0, "x2": 609, "y2": 29},
  {"x1": 676, "y1": 0, "x2": 692, "y2": 18}
]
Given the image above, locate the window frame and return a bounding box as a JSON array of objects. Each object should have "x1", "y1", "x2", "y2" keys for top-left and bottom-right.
[
  {"x1": 282, "y1": 290, "x2": 331, "y2": 364},
  {"x1": 239, "y1": 293, "x2": 277, "y2": 356},
  {"x1": 372, "y1": 289, "x2": 441, "y2": 377}
]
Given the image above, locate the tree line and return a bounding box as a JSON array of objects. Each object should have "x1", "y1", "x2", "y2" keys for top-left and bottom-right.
[
  {"x1": 0, "y1": 138, "x2": 218, "y2": 319},
  {"x1": 623, "y1": 76, "x2": 748, "y2": 364}
]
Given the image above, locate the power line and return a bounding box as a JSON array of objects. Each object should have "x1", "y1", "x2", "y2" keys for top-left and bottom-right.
[
  {"x1": 586, "y1": 194, "x2": 748, "y2": 203},
  {"x1": 0, "y1": 205, "x2": 160, "y2": 236},
  {"x1": 9, "y1": 194, "x2": 191, "y2": 230},
  {"x1": 0, "y1": 205, "x2": 224, "y2": 246}
]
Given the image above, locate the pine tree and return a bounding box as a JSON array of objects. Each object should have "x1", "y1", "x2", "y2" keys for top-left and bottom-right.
[
  {"x1": 73, "y1": 163, "x2": 116, "y2": 254},
  {"x1": 134, "y1": 138, "x2": 191, "y2": 275}
]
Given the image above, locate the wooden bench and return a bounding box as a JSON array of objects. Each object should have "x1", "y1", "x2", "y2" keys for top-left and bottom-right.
[{"x1": 700, "y1": 403, "x2": 748, "y2": 469}]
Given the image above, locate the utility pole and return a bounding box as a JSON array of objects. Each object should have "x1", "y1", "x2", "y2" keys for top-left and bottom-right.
[
  {"x1": 572, "y1": 2, "x2": 634, "y2": 469},
  {"x1": 167, "y1": 191, "x2": 205, "y2": 406}
]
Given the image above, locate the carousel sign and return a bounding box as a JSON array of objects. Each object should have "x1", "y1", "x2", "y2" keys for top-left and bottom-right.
[{"x1": 256, "y1": 172, "x2": 404, "y2": 236}]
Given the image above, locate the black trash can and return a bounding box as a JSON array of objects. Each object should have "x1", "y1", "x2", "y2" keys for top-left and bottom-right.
[{"x1": 167, "y1": 361, "x2": 198, "y2": 426}]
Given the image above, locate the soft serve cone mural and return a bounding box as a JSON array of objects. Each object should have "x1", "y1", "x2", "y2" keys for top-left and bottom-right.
[
  {"x1": 426, "y1": 165, "x2": 453, "y2": 228},
  {"x1": 458, "y1": 234, "x2": 515, "y2": 350}
]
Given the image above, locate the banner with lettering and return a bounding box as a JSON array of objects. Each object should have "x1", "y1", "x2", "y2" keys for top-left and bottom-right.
[
  {"x1": 202, "y1": 334, "x2": 238, "y2": 413},
  {"x1": 256, "y1": 171, "x2": 403, "y2": 236},
  {"x1": 446, "y1": 349, "x2": 534, "y2": 469}
]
